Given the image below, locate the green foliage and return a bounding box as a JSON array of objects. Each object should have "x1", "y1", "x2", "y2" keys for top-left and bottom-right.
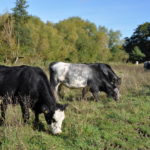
[
  {"x1": 0, "y1": 2, "x2": 129, "y2": 64},
  {"x1": 12, "y1": 0, "x2": 31, "y2": 56},
  {"x1": 109, "y1": 46, "x2": 129, "y2": 62},
  {"x1": 108, "y1": 29, "x2": 122, "y2": 49},
  {"x1": 131, "y1": 46, "x2": 145, "y2": 61},
  {"x1": 124, "y1": 22, "x2": 150, "y2": 62},
  {"x1": 0, "y1": 14, "x2": 17, "y2": 62},
  {"x1": 12, "y1": 0, "x2": 29, "y2": 23}
]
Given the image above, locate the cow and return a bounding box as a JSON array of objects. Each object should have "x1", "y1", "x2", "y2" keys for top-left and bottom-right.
[
  {"x1": 0, "y1": 65, "x2": 68, "y2": 134},
  {"x1": 49, "y1": 62, "x2": 121, "y2": 102},
  {"x1": 144, "y1": 61, "x2": 150, "y2": 70}
]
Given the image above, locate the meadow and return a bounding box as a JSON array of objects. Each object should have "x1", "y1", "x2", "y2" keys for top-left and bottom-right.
[{"x1": 0, "y1": 64, "x2": 150, "y2": 150}]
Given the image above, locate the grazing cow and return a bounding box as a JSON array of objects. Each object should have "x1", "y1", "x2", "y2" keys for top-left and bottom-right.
[
  {"x1": 49, "y1": 62, "x2": 121, "y2": 101},
  {"x1": 144, "y1": 61, "x2": 150, "y2": 70},
  {"x1": 0, "y1": 65, "x2": 68, "y2": 134}
]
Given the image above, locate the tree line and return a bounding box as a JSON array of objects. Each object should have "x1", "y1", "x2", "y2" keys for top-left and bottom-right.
[
  {"x1": 0, "y1": 0, "x2": 149, "y2": 65},
  {"x1": 124, "y1": 22, "x2": 150, "y2": 62}
]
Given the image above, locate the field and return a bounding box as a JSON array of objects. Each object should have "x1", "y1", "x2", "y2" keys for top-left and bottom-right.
[{"x1": 0, "y1": 64, "x2": 150, "y2": 150}]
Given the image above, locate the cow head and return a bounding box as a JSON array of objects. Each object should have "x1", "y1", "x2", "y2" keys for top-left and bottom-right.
[
  {"x1": 113, "y1": 87, "x2": 121, "y2": 100},
  {"x1": 106, "y1": 87, "x2": 120, "y2": 101},
  {"x1": 42, "y1": 103, "x2": 68, "y2": 134},
  {"x1": 109, "y1": 77, "x2": 121, "y2": 100},
  {"x1": 104, "y1": 80, "x2": 121, "y2": 101}
]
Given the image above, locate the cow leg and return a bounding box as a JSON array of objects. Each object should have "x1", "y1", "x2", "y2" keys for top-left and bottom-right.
[
  {"x1": 58, "y1": 84, "x2": 64, "y2": 100},
  {"x1": 0, "y1": 100, "x2": 7, "y2": 124},
  {"x1": 88, "y1": 81, "x2": 99, "y2": 101},
  {"x1": 92, "y1": 92, "x2": 99, "y2": 102},
  {"x1": 82, "y1": 87, "x2": 89, "y2": 100},
  {"x1": 89, "y1": 87, "x2": 99, "y2": 101},
  {"x1": 34, "y1": 112, "x2": 39, "y2": 123},
  {"x1": 50, "y1": 74, "x2": 61, "y2": 102},
  {"x1": 19, "y1": 100, "x2": 30, "y2": 123},
  {"x1": 53, "y1": 83, "x2": 61, "y2": 102},
  {"x1": 33, "y1": 112, "x2": 45, "y2": 131}
]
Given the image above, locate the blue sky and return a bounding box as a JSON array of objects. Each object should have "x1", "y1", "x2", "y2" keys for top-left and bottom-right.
[{"x1": 0, "y1": 0, "x2": 149, "y2": 38}]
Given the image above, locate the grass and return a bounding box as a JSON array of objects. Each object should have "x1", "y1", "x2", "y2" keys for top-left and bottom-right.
[{"x1": 0, "y1": 64, "x2": 150, "y2": 150}]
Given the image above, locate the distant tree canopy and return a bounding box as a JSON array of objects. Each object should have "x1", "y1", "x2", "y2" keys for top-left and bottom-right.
[
  {"x1": 0, "y1": 0, "x2": 129, "y2": 64},
  {"x1": 124, "y1": 22, "x2": 150, "y2": 62},
  {"x1": 0, "y1": 14, "x2": 128, "y2": 64},
  {"x1": 12, "y1": 0, "x2": 31, "y2": 53}
]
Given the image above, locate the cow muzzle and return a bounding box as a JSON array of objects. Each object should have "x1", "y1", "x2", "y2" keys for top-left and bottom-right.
[
  {"x1": 114, "y1": 88, "x2": 121, "y2": 101},
  {"x1": 51, "y1": 128, "x2": 62, "y2": 135},
  {"x1": 50, "y1": 124, "x2": 62, "y2": 135}
]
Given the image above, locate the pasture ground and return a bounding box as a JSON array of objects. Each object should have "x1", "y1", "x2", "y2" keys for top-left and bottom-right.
[{"x1": 0, "y1": 64, "x2": 150, "y2": 150}]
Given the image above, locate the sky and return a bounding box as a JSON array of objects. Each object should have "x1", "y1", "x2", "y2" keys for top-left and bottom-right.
[{"x1": 0, "y1": 0, "x2": 150, "y2": 38}]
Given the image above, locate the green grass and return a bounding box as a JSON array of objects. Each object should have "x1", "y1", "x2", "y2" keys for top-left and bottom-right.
[{"x1": 0, "y1": 64, "x2": 150, "y2": 150}]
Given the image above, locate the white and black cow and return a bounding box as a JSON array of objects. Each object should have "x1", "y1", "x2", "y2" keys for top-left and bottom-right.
[
  {"x1": 0, "y1": 65, "x2": 68, "y2": 134},
  {"x1": 49, "y1": 62, "x2": 121, "y2": 101}
]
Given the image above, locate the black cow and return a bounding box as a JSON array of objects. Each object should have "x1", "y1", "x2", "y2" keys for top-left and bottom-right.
[
  {"x1": 49, "y1": 62, "x2": 121, "y2": 101},
  {"x1": 144, "y1": 61, "x2": 150, "y2": 70},
  {"x1": 0, "y1": 65, "x2": 68, "y2": 134}
]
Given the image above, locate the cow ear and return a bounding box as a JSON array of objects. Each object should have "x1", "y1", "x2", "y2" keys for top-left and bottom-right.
[
  {"x1": 41, "y1": 105, "x2": 50, "y2": 114},
  {"x1": 62, "y1": 104, "x2": 69, "y2": 110},
  {"x1": 56, "y1": 103, "x2": 69, "y2": 110}
]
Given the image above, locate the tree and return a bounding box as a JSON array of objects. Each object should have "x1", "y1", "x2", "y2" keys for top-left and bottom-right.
[
  {"x1": 108, "y1": 29, "x2": 122, "y2": 49},
  {"x1": 12, "y1": 0, "x2": 29, "y2": 23},
  {"x1": 0, "y1": 13, "x2": 126, "y2": 64},
  {"x1": 12, "y1": 0, "x2": 31, "y2": 55},
  {"x1": 130, "y1": 46, "x2": 145, "y2": 62},
  {"x1": 124, "y1": 22, "x2": 150, "y2": 61},
  {"x1": 0, "y1": 13, "x2": 17, "y2": 62},
  {"x1": 95, "y1": 29, "x2": 111, "y2": 61}
]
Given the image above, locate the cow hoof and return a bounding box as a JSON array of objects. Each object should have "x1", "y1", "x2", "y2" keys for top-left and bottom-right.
[
  {"x1": 95, "y1": 99, "x2": 99, "y2": 102},
  {"x1": 0, "y1": 118, "x2": 5, "y2": 125}
]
